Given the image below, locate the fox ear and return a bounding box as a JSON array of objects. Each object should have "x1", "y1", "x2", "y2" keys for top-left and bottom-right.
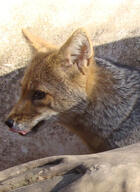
[
  {"x1": 59, "y1": 28, "x2": 93, "y2": 74},
  {"x1": 22, "y1": 28, "x2": 57, "y2": 52}
]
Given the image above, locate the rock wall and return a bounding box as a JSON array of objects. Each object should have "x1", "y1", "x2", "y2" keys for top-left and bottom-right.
[{"x1": 0, "y1": 0, "x2": 139, "y2": 170}]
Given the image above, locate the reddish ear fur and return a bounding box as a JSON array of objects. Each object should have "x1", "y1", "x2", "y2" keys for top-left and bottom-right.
[{"x1": 59, "y1": 28, "x2": 93, "y2": 74}]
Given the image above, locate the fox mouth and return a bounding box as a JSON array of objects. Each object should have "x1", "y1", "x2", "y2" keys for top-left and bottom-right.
[
  {"x1": 9, "y1": 128, "x2": 30, "y2": 136},
  {"x1": 9, "y1": 121, "x2": 44, "y2": 136}
]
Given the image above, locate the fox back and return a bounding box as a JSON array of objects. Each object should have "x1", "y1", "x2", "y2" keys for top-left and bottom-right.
[{"x1": 5, "y1": 28, "x2": 140, "y2": 152}]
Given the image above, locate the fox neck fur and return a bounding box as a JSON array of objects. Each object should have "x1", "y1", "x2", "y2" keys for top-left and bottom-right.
[{"x1": 59, "y1": 57, "x2": 140, "y2": 152}]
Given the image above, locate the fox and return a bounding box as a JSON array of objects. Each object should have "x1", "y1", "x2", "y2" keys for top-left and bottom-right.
[{"x1": 5, "y1": 28, "x2": 140, "y2": 153}]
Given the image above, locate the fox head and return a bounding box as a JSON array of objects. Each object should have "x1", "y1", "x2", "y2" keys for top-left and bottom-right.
[{"x1": 5, "y1": 28, "x2": 96, "y2": 135}]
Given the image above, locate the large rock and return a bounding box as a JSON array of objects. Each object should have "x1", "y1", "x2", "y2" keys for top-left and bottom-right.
[
  {"x1": 0, "y1": 143, "x2": 140, "y2": 192},
  {"x1": 0, "y1": 0, "x2": 140, "y2": 170}
]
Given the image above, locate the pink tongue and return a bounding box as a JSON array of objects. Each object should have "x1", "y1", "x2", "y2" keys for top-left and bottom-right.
[
  {"x1": 19, "y1": 130, "x2": 29, "y2": 135},
  {"x1": 10, "y1": 128, "x2": 28, "y2": 135}
]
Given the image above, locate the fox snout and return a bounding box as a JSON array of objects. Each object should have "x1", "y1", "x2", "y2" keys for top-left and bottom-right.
[
  {"x1": 5, "y1": 92, "x2": 59, "y2": 135},
  {"x1": 5, "y1": 98, "x2": 36, "y2": 135},
  {"x1": 5, "y1": 118, "x2": 29, "y2": 135},
  {"x1": 5, "y1": 101, "x2": 33, "y2": 135}
]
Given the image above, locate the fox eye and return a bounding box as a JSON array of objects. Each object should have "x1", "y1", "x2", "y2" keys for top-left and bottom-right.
[{"x1": 32, "y1": 90, "x2": 46, "y2": 100}]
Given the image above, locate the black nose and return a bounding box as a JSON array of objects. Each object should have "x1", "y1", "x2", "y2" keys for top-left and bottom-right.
[{"x1": 5, "y1": 118, "x2": 14, "y2": 128}]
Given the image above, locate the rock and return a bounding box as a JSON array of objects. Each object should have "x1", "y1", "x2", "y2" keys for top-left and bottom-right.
[{"x1": 0, "y1": 143, "x2": 140, "y2": 192}]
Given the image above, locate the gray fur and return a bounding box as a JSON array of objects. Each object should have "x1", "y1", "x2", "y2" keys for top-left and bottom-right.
[
  {"x1": 60, "y1": 57, "x2": 140, "y2": 150},
  {"x1": 88, "y1": 57, "x2": 140, "y2": 148}
]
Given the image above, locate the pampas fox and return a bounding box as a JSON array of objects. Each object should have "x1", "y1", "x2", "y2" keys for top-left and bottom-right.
[{"x1": 5, "y1": 28, "x2": 140, "y2": 152}]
